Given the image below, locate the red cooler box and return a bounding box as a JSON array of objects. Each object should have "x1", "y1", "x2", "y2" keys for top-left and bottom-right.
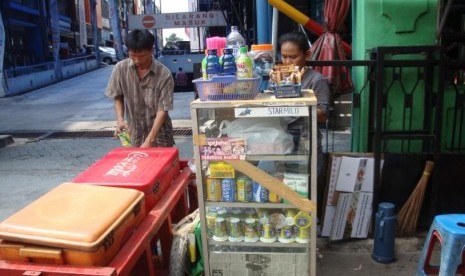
[
  {"x1": 73, "y1": 147, "x2": 180, "y2": 212},
  {"x1": 0, "y1": 182, "x2": 145, "y2": 266}
]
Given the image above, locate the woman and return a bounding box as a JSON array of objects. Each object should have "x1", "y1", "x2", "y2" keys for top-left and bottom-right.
[
  {"x1": 279, "y1": 32, "x2": 331, "y2": 216},
  {"x1": 279, "y1": 31, "x2": 330, "y2": 124}
]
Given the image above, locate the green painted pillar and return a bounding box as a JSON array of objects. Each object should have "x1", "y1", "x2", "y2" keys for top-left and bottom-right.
[{"x1": 352, "y1": 0, "x2": 438, "y2": 152}]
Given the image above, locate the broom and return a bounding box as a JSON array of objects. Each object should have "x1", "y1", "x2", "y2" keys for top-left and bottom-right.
[{"x1": 397, "y1": 160, "x2": 435, "y2": 237}]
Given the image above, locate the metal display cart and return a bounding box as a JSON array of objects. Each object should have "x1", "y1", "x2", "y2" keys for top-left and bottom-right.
[{"x1": 190, "y1": 90, "x2": 318, "y2": 276}]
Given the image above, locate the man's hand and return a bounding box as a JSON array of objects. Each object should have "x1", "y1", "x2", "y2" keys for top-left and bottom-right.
[
  {"x1": 114, "y1": 120, "x2": 129, "y2": 137},
  {"x1": 140, "y1": 138, "x2": 152, "y2": 148}
]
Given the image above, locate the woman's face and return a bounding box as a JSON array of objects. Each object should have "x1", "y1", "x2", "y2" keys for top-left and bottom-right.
[{"x1": 280, "y1": 41, "x2": 309, "y2": 69}]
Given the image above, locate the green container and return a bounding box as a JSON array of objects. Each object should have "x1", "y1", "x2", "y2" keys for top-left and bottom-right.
[{"x1": 235, "y1": 46, "x2": 253, "y2": 79}]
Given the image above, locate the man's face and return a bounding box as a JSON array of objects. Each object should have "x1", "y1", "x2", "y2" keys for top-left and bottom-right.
[{"x1": 128, "y1": 49, "x2": 152, "y2": 67}]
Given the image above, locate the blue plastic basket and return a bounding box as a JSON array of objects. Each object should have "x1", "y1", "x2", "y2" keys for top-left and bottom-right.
[{"x1": 193, "y1": 76, "x2": 262, "y2": 101}]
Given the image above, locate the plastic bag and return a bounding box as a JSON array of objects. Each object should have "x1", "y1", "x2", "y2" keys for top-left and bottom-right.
[
  {"x1": 169, "y1": 209, "x2": 200, "y2": 276},
  {"x1": 219, "y1": 117, "x2": 294, "y2": 154}
]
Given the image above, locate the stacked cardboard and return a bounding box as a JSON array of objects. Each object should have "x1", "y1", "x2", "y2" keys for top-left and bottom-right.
[{"x1": 321, "y1": 153, "x2": 383, "y2": 241}]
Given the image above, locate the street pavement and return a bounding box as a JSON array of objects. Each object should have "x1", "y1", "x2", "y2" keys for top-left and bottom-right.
[{"x1": 0, "y1": 64, "x2": 422, "y2": 275}]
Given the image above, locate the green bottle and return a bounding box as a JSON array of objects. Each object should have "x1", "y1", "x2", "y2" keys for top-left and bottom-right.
[
  {"x1": 235, "y1": 46, "x2": 253, "y2": 79},
  {"x1": 201, "y1": 49, "x2": 208, "y2": 80}
]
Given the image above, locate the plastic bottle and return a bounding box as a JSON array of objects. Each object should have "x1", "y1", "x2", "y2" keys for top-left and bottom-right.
[
  {"x1": 226, "y1": 26, "x2": 246, "y2": 58},
  {"x1": 201, "y1": 49, "x2": 208, "y2": 80},
  {"x1": 236, "y1": 46, "x2": 253, "y2": 79},
  {"x1": 250, "y1": 44, "x2": 274, "y2": 76},
  {"x1": 206, "y1": 49, "x2": 222, "y2": 79},
  {"x1": 221, "y1": 48, "x2": 236, "y2": 76}
]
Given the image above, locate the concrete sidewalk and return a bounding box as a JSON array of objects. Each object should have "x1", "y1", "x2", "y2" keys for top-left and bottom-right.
[{"x1": 0, "y1": 64, "x2": 194, "y2": 133}]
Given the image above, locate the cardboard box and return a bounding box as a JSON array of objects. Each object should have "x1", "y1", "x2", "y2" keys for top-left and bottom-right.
[
  {"x1": 321, "y1": 205, "x2": 336, "y2": 237},
  {"x1": 321, "y1": 153, "x2": 383, "y2": 237},
  {"x1": 329, "y1": 191, "x2": 373, "y2": 240},
  {"x1": 335, "y1": 156, "x2": 368, "y2": 192}
]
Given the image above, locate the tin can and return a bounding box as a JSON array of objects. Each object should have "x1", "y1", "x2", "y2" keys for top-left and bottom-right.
[
  {"x1": 117, "y1": 131, "x2": 131, "y2": 147},
  {"x1": 244, "y1": 218, "x2": 259, "y2": 242},
  {"x1": 213, "y1": 217, "x2": 228, "y2": 241},
  {"x1": 296, "y1": 226, "x2": 310, "y2": 243},
  {"x1": 206, "y1": 207, "x2": 218, "y2": 238},
  {"x1": 279, "y1": 225, "x2": 294, "y2": 241},
  {"x1": 237, "y1": 176, "x2": 253, "y2": 202},
  {"x1": 221, "y1": 178, "x2": 236, "y2": 202},
  {"x1": 206, "y1": 178, "x2": 222, "y2": 201},
  {"x1": 228, "y1": 218, "x2": 243, "y2": 241},
  {"x1": 253, "y1": 182, "x2": 269, "y2": 203},
  {"x1": 261, "y1": 223, "x2": 274, "y2": 239},
  {"x1": 269, "y1": 173, "x2": 283, "y2": 203},
  {"x1": 268, "y1": 191, "x2": 281, "y2": 203}
]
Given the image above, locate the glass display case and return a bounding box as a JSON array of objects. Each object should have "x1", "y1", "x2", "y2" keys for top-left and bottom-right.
[{"x1": 190, "y1": 90, "x2": 317, "y2": 276}]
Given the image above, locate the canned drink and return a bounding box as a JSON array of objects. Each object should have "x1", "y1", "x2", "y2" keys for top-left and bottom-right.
[
  {"x1": 268, "y1": 191, "x2": 281, "y2": 203},
  {"x1": 221, "y1": 178, "x2": 236, "y2": 202},
  {"x1": 206, "y1": 207, "x2": 218, "y2": 238},
  {"x1": 244, "y1": 218, "x2": 259, "y2": 242},
  {"x1": 228, "y1": 218, "x2": 243, "y2": 241},
  {"x1": 213, "y1": 217, "x2": 228, "y2": 241},
  {"x1": 237, "y1": 176, "x2": 253, "y2": 202},
  {"x1": 296, "y1": 226, "x2": 310, "y2": 243},
  {"x1": 269, "y1": 173, "x2": 283, "y2": 203},
  {"x1": 206, "y1": 178, "x2": 222, "y2": 201},
  {"x1": 117, "y1": 131, "x2": 131, "y2": 147},
  {"x1": 253, "y1": 182, "x2": 269, "y2": 203},
  {"x1": 261, "y1": 223, "x2": 275, "y2": 240},
  {"x1": 279, "y1": 225, "x2": 295, "y2": 242}
]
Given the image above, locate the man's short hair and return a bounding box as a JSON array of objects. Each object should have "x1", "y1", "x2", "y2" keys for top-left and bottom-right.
[{"x1": 125, "y1": 29, "x2": 155, "y2": 51}]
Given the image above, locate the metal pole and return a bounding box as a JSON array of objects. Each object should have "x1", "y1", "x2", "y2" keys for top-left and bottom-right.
[
  {"x1": 256, "y1": 0, "x2": 269, "y2": 43},
  {"x1": 271, "y1": 7, "x2": 279, "y2": 61}
]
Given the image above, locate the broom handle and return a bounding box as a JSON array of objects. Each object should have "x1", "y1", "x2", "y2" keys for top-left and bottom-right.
[{"x1": 423, "y1": 160, "x2": 434, "y2": 176}]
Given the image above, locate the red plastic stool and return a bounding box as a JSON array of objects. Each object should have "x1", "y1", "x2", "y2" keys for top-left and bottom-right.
[{"x1": 417, "y1": 214, "x2": 465, "y2": 275}]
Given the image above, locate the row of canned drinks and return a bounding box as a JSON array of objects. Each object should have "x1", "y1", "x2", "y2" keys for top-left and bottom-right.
[
  {"x1": 206, "y1": 207, "x2": 311, "y2": 244},
  {"x1": 206, "y1": 175, "x2": 282, "y2": 203}
]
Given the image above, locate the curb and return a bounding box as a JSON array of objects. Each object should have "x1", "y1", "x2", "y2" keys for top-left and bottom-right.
[
  {"x1": 0, "y1": 135, "x2": 14, "y2": 148},
  {"x1": 317, "y1": 235, "x2": 426, "y2": 253}
]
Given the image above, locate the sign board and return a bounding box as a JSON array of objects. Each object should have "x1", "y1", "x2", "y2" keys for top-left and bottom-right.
[
  {"x1": 128, "y1": 11, "x2": 227, "y2": 30},
  {"x1": 234, "y1": 107, "x2": 309, "y2": 118}
]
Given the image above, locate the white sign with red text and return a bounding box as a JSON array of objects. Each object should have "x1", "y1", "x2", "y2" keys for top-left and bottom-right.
[{"x1": 128, "y1": 11, "x2": 227, "y2": 30}]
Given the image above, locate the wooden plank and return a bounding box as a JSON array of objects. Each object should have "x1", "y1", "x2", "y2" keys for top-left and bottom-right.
[
  {"x1": 224, "y1": 160, "x2": 316, "y2": 213},
  {"x1": 190, "y1": 90, "x2": 317, "y2": 109}
]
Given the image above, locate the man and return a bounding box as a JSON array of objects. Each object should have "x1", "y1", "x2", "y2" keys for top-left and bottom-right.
[
  {"x1": 106, "y1": 29, "x2": 175, "y2": 147},
  {"x1": 175, "y1": 67, "x2": 188, "y2": 89}
]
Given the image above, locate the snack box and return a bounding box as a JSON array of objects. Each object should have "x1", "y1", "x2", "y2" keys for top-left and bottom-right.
[
  {"x1": 0, "y1": 182, "x2": 145, "y2": 266},
  {"x1": 73, "y1": 147, "x2": 180, "y2": 212}
]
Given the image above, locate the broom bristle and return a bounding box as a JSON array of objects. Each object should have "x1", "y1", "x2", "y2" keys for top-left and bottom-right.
[{"x1": 397, "y1": 161, "x2": 434, "y2": 236}]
